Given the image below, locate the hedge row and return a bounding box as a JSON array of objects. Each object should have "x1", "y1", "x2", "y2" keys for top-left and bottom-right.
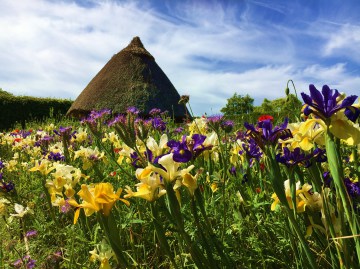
[{"x1": 0, "y1": 89, "x2": 73, "y2": 131}]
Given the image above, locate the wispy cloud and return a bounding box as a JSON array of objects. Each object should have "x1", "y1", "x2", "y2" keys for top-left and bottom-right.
[{"x1": 0, "y1": 0, "x2": 359, "y2": 116}]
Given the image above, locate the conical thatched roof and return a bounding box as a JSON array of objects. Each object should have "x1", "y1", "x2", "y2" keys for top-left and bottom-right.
[{"x1": 67, "y1": 36, "x2": 189, "y2": 120}]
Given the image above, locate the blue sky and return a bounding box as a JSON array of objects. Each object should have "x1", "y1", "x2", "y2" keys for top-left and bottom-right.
[{"x1": 0, "y1": 0, "x2": 359, "y2": 116}]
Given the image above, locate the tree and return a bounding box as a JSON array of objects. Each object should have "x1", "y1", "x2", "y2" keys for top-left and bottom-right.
[
  {"x1": 254, "y1": 94, "x2": 302, "y2": 123},
  {"x1": 220, "y1": 93, "x2": 254, "y2": 121}
]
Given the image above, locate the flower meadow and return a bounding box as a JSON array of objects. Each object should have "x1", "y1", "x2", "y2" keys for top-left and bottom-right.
[{"x1": 1, "y1": 84, "x2": 360, "y2": 269}]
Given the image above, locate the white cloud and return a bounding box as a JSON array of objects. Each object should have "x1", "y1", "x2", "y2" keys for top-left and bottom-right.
[{"x1": 323, "y1": 24, "x2": 360, "y2": 63}]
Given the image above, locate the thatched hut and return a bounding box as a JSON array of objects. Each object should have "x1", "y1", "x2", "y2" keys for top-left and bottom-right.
[{"x1": 67, "y1": 37, "x2": 189, "y2": 120}]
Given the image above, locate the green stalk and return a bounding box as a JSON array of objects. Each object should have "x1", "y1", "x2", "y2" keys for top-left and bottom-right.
[
  {"x1": 150, "y1": 203, "x2": 178, "y2": 269},
  {"x1": 99, "y1": 213, "x2": 129, "y2": 268},
  {"x1": 190, "y1": 197, "x2": 217, "y2": 269},
  {"x1": 265, "y1": 147, "x2": 318, "y2": 269},
  {"x1": 325, "y1": 131, "x2": 360, "y2": 262},
  {"x1": 165, "y1": 183, "x2": 209, "y2": 269},
  {"x1": 194, "y1": 189, "x2": 234, "y2": 267},
  {"x1": 42, "y1": 176, "x2": 56, "y2": 223}
]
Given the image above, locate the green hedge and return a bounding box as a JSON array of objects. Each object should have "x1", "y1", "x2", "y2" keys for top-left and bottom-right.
[{"x1": 0, "y1": 89, "x2": 73, "y2": 131}]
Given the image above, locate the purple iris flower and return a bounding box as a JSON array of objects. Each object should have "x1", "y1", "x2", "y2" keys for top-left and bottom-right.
[
  {"x1": 244, "y1": 118, "x2": 292, "y2": 150},
  {"x1": 229, "y1": 166, "x2": 237, "y2": 176},
  {"x1": 276, "y1": 147, "x2": 312, "y2": 167},
  {"x1": 301, "y1": 84, "x2": 359, "y2": 122},
  {"x1": 344, "y1": 178, "x2": 360, "y2": 198},
  {"x1": 1, "y1": 181, "x2": 15, "y2": 192},
  {"x1": 242, "y1": 138, "x2": 263, "y2": 161},
  {"x1": 192, "y1": 134, "x2": 212, "y2": 158},
  {"x1": 144, "y1": 148, "x2": 154, "y2": 163},
  {"x1": 47, "y1": 151, "x2": 65, "y2": 162},
  {"x1": 312, "y1": 148, "x2": 327, "y2": 163},
  {"x1": 53, "y1": 126, "x2": 76, "y2": 140},
  {"x1": 167, "y1": 135, "x2": 192, "y2": 163},
  {"x1": 34, "y1": 135, "x2": 53, "y2": 147}
]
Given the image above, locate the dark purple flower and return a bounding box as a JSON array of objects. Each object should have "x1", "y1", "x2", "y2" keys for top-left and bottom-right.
[
  {"x1": 144, "y1": 148, "x2": 154, "y2": 163},
  {"x1": 167, "y1": 135, "x2": 192, "y2": 163},
  {"x1": 0, "y1": 161, "x2": 4, "y2": 170},
  {"x1": 323, "y1": 172, "x2": 332, "y2": 187},
  {"x1": 34, "y1": 135, "x2": 54, "y2": 147},
  {"x1": 242, "y1": 138, "x2": 263, "y2": 161},
  {"x1": 301, "y1": 84, "x2": 359, "y2": 122},
  {"x1": 313, "y1": 148, "x2": 327, "y2": 163},
  {"x1": 47, "y1": 151, "x2": 65, "y2": 162},
  {"x1": 1, "y1": 181, "x2": 15, "y2": 192},
  {"x1": 344, "y1": 178, "x2": 360, "y2": 198},
  {"x1": 229, "y1": 166, "x2": 237, "y2": 176},
  {"x1": 192, "y1": 134, "x2": 212, "y2": 158},
  {"x1": 54, "y1": 126, "x2": 72, "y2": 137},
  {"x1": 244, "y1": 118, "x2": 292, "y2": 150},
  {"x1": 130, "y1": 152, "x2": 142, "y2": 168},
  {"x1": 276, "y1": 147, "x2": 312, "y2": 167}
]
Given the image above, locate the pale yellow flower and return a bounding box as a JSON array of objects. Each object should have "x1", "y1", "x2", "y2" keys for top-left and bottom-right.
[
  {"x1": 29, "y1": 159, "x2": 55, "y2": 175},
  {"x1": 0, "y1": 198, "x2": 10, "y2": 216},
  {"x1": 124, "y1": 168, "x2": 166, "y2": 202},
  {"x1": 10, "y1": 203, "x2": 34, "y2": 218},
  {"x1": 89, "y1": 240, "x2": 114, "y2": 269},
  {"x1": 147, "y1": 153, "x2": 195, "y2": 183}
]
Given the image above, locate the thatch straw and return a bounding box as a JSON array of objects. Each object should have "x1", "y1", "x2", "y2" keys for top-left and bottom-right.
[{"x1": 67, "y1": 37, "x2": 189, "y2": 120}]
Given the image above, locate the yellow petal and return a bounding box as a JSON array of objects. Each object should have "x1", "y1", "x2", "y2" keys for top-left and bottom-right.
[
  {"x1": 74, "y1": 208, "x2": 80, "y2": 224},
  {"x1": 330, "y1": 119, "x2": 360, "y2": 145}
]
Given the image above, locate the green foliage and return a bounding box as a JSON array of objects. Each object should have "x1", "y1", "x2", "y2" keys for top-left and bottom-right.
[
  {"x1": 220, "y1": 93, "x2": 254, "y2": 121},
  {"x1": 254, "y1": 94, "x2": 302, "y2": 123},
  {"x1": 0, "y1": 88, "x2": 73, "y2": 131},
  {"x1": 220, "y1": 92, "x2": 302, "y2": 126}
]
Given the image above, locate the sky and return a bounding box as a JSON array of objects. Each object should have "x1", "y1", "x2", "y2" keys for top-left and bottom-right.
[{"x1": 1, "y1": 0, "x2": 360, "y2": 116}]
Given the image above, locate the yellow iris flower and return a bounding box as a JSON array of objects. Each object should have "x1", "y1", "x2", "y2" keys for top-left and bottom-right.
[
  {"x1": 68, "y1": 183, "x2": 129, "y2": 224},
  {"x1": 124, "y1": 168, "x2": 166, "y2": 202},
  {"x1": 271, "y1": 180, "x2": 322, "y2": 213},
  {"x1": 146, "y1": 153, "x2": 195, "y2": 183}
]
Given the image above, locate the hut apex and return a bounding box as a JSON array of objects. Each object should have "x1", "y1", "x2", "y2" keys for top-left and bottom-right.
[{"x1": 67, "y1": 36, "x2": 189, "y2": 120}]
